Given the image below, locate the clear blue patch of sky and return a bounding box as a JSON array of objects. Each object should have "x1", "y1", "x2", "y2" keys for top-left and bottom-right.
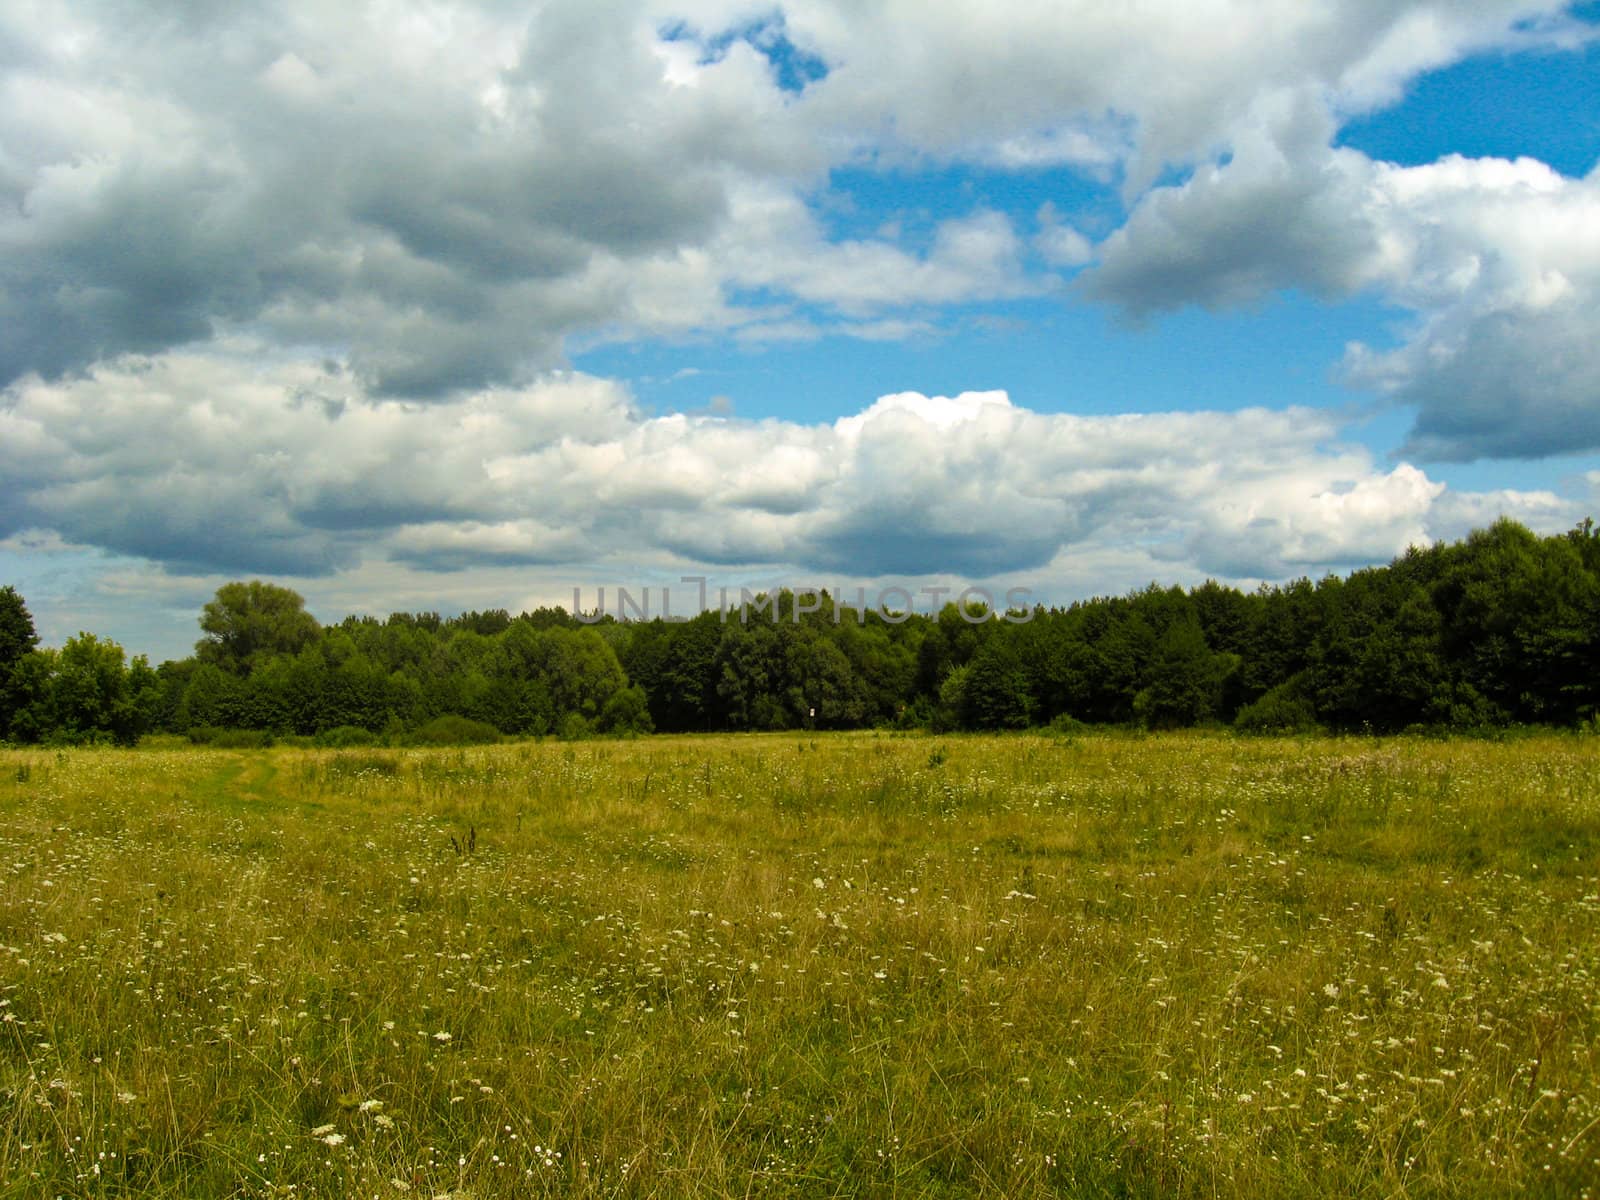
[
  {"x1": 576, "y1": 289, "x2": 1401, "y2": 425},
  {"x1": 1337, "y1": 25, "x2": 1600, "y2": 176},
  {"x1": 1422, "y1": 450, "x2": 1600, "y2": 500}
]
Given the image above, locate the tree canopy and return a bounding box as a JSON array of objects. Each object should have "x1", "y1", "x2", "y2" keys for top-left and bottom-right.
[
  {"x1": 4, "y1": 517, "x2": 1598, "y2": 745},
  {"x1": 197, "y1": 581, "x2": 321, "y2": 674}
]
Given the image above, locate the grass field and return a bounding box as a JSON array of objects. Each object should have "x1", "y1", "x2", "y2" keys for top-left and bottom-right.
[{"x1": 1, "y1": 732, "x2": 1597, "y2": 1198}]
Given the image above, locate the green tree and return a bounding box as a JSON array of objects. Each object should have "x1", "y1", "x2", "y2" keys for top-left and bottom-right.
[
  {"x1": 176, "y1": 662, "x2": 246, "y2": 731},
  {"x1": 10, "y1": 633, "x2": 159, "y2": 744},
  {"x1": 960, "y1": 636, "x2": 1033, "y2": 730},
  {"x1": 0, "y1": 585, "x2": 40, "y2": 738},
  {"x1": 532, "y1": 628, "x2": 628, "y2": 721},
  {"x1": 599, "y1": 685, "x2": 654, "y2": 734},
  {"x1": 787, "y1": 633, "x2": 862, "y2": 727},
  {"x1": 1134, "y1": 614, "x2": 1228, "y2": 729},
  {"x1": 197, "y1": 581, "x2": 320, "y2": 674}
]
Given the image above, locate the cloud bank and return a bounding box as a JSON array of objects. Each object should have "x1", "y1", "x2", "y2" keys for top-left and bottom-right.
[
  {"x1": 2, "y1": 1, "x2": 1596, "y2": 456},
  {"x1": 2, "y1": 0, "x2": 1598, "y2": 657},
  {"x1": 1, "y1": 352, "x2": 1578, "y2": 592}
]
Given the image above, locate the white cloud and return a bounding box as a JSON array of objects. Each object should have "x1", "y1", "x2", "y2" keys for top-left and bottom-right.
[
  {"x1": 1034, "y1": 204, "x2": 1095, "y2": 269},
  {"x1": 775, "y1": 0, "x2": 1579, "y2": 189},
  {"x1": 4, "y1": 0, "x2": 1599, "y2": 669},
  {"x1": 2, "y1": 350, "x2": 1581, "y2": 593},
  {"x1": 2, "y1": 0, "x2": 1588, "y2": 406},
  {"x1": 1089, "y1": 94, "x2": 1600, "y2": 459}
]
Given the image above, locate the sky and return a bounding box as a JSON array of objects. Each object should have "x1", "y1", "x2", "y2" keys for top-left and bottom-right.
[{"x1": 2, "y1": 0, "x2": 1600, "y2": 663}]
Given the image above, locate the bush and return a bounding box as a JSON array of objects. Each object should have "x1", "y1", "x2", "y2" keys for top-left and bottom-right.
[
  {"x1": 1234, "y1": 685, "x2": 1318, "y2": 735},
  {"x1": 599, "y1": 685, "x2": 653, "y2": 736},
  {"x1": 316, "y1": 725, "x2": 379, "y2": 748},
  {"x1": 406, "y1": 715, "x2": 502, "y2": 746},
  {"x1": 188, "y1": 727, "x2": 276, "y2": 748},
  {"x1": 894, "y1": 695, "x2": 934, "y2": 731},
  {"x1": 1046, "y1": 712, "x2": 1089, "y2": 736}
]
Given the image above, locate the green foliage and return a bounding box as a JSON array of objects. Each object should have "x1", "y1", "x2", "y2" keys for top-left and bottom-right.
[
  {"x1": 6, "y1": 632, "x2": 159, "y2": 745},
  {"x1": 1234, "y1": 680, "x2": 1319, "y2": 734},
  {"x1": 314, "y1": 724, "x2": 380, "y2": 748},
  {"x1": 196, "y1": 581, "x2": 320, "y2": 674},
  {"x1": 1134, "y1": 614, "x2": 1230, "y2": 729},
  {"x1": 599, "y1": 684, "x2": 653, "y2": 735},
  {"x1": 1046, "y1": 712, "x2": 1088, "y2": 736},
  {"x1": 0, "y1": 586, "x2": 40, "y2": 739},
  {"x1": 19, "y1": 519, "x2": 1600, "y2": 745},
  {"x1": 960, "y1": 637, "x2": 1033, "y2": 730},
  {"x1": 0, "y1": 585, "x2": 37, "y2": 665},
  {"x1": 187, "y1": 726, "x2": 276, "y2": 748},
  {"x1": 405, "y1": 714, "x2": 502, "y2": 746}
]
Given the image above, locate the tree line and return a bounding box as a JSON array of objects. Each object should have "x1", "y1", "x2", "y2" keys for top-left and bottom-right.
[{"x1": 2, "y1": 517, "x2": 1597, "y2": 746}]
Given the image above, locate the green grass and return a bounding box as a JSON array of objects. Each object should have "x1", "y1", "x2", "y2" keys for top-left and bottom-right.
[{"x1": 1, "y1": 732, "x2": 1597, "y2": 1198}]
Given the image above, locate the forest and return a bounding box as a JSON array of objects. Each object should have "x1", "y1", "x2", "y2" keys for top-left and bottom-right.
[{"x1": 2, "y1": 517, "x2": 1597, "y2": 746}]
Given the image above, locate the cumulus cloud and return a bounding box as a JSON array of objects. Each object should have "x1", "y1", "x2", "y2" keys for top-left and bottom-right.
[
  {"x1": 0, "y1": 0, "x2": 1085, "y2": 396},
  {"x1": 776, "y1": 0, "x2": 1578, "y2": 187},
  {"x1": 1088, "y1": 89, "x2": 1600, "y2": 460},
  {"x1": 3, "y1": 0, "x2": 1598, "y2": 663},
  {"x1": 2, "y1": 0, "x2": 1588, "y2": 407},
  {"x1": 1, "y1": 352, "x2": 1578, "y2": 593}
]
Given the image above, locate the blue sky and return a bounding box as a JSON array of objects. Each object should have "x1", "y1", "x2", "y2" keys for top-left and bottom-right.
[{"x1": 2, "y1": 2, "x2": 1599, "y2": 661}]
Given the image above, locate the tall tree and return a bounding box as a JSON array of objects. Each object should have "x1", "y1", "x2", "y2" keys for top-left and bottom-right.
[
  {"x1": 0, "y1": 586, "x2": 39, "y2": 737},
  {"x1": 197, "y1": 581, "x2": 321, "y2": 674}
]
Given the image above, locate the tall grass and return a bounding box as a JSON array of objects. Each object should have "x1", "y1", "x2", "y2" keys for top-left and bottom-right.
[{"x1": 1, "y1": 733, "x2": 1596, "y2": 1197}]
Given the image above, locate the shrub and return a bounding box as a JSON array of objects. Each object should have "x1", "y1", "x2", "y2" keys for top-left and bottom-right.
[
  {"x1": 315, "y1": 725, "x2": 379, "y2": 748},
  {"x1": 188, "y1": 727, "x2": 276, "y2": 749},
  {"x1": 1234, "y1": 684, "x2": 1318, "y2": 735},
  {"x1": 598, "y1": 685, "x2": 653, "y2": 736},
  {"x1": 406, "y1": 715, "x2": 501, "y2": 746}
]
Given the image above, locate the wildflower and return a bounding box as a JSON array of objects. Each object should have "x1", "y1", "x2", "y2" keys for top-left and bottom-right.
[{"x1": 433, "y1": 1030, "x2": 452, "y2": 1042}]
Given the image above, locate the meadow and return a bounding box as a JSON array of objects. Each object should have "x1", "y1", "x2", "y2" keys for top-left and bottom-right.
[{"x1": 1, "y1": 732, "x2": 1596, "y2": 1199}]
